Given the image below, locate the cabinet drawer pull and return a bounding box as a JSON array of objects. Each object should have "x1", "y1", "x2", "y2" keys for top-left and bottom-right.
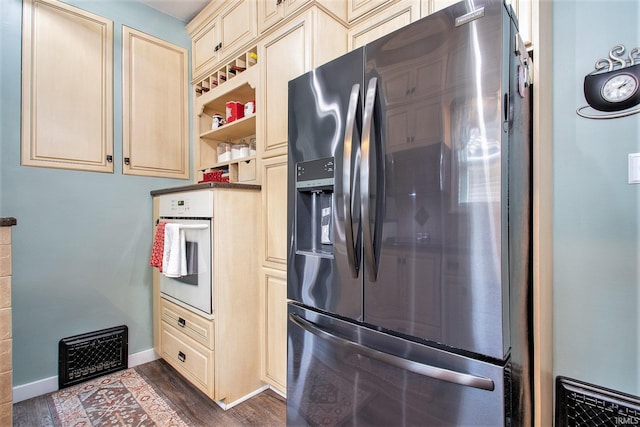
[
  {"x1": 178, "y1": 351, "x2": 186, "y2": 362},
  {"x1": 178, "y1": 317, "x2": 186, "y2": 328}
]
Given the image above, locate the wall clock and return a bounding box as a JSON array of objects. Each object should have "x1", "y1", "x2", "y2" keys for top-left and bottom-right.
[{"x1": 577, "y1": 45, "x2": 640, "y2": 119}]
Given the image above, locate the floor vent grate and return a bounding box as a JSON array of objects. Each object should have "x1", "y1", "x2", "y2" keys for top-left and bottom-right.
[
  {"x1": 58, "y1": 325, "x2": 128, "y2": 389},
  {"x1": 556, "y1": 376, "x2": 640, "y2": 427}
]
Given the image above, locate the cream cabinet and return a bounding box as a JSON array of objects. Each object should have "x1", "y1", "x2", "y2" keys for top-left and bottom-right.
[
  {"x1": 257, "y1": 0, "x2": 311, "y2": 34},
  {"x1": 259, "y1": 155, "x2": 288, "y2": 394},
  {"x1": 193, "y1": 48, "x2": 259, "y2": 184},
  {"x1": 427, "y1": 0, "x2": 457, "y2": 14},
  {"x1": 21, "y1": 0, "x2": 113, "y2": 173},
  {"x1": 188, "y1": 0, "x2": 258, "y2": 81},
  {"x1": 122, "y1": 27, "x2": 189, "y2": 179},
  {"x1": 347, "y1": 0, "x2": 420, "y2": 50},
  {"x1": 258, "y1": 6, "x2": 347, "y2": 158},
  {"x1": 153, "y1": 188, "x2": 262, "y2": 407},
  {"x1": 260, "y1": 268, "x2": 287, "y2": 394},
  {"x1": 261, "y1": 155, "x2": 288, "y2": 269},
  {"x1": 348, "y1": 0, "x2": 395, "y2": 22}
]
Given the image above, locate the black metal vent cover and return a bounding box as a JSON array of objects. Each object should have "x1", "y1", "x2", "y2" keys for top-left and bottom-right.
[
  {"x1": 556, "y1": 376, "x2": 640, "y2": 426},
  {"x1": 58, "y1": 325, "x2": 128, "y2": 389}
]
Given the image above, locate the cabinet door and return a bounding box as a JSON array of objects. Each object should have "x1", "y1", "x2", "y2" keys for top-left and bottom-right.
[
  {"x1": 347, "y1": 0, "x2": 420, "y2": 50},
  {"x1": 259, "y1": 14, "x2": 311, "y2": 156},
  {"x1": 262, "y1": 155, "x2": 288, "y2": 268},
  {"x1": 348, "y1": 0, "x2": 393, "y2": 22},
  {"x1": 261, "y1": 268, "x2": 287, "y2": 394},
  {"x1": 257, "y1": 0, "x2": 285, "y2": 34},
  {"x1": 193, "y1": 20, "x2": 219, "y2": 80},
  {"x1": 257, "y1": 0, "x2": 313, "y2": 34},
  {"x1": 427, "y1": 0, "x2": 458, "y2": 14},
  {"x1": 219, "y1": 0, "x2": 257, "y2": 58},
  {"x1": 259, "y1": 7, "x2": 346, "y2": 157},
  {"x1": 122, "y1": 27, "x2": 189, "y2": 179},
  {"x1": 21, "y1": 0, "x2": 113, "y2": 173}
]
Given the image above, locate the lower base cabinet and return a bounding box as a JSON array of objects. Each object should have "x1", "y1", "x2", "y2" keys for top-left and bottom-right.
[
  {"x1": 153, "y1": 187, "x2": 263, "y2": 408},
  {"x1": 261, "y1": 268, "x2": 287, "y2": 395},
  {"x1": 161, "y1": 316, "x2": 214, "y2": 397}
]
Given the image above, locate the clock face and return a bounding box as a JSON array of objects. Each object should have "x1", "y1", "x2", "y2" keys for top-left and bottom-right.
[{"x1": 601, "y1": 73, "x2": 638, "y2": 103}]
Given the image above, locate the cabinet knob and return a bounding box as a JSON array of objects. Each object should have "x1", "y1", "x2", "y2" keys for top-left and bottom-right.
[
  {"x1": 124, "y1": 157, "x2": 130, "y2": 165},
  {"x1": 276, "y1": 0, "x2": 283, "y2": 5},
  {"x1": 178, "y1": 351, "x2": 186, "y2": 362},
  {"x1": 178, "y1": 317, "x2": 186, "y2": 327}
]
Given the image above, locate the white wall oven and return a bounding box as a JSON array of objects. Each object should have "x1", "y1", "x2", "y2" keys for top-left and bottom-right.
[{"x1": 157, "y1": 191, "x2": 213, "y2": 318}]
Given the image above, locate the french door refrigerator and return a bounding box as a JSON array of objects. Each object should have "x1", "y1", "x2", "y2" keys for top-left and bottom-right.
[{"x1": 287, "y1": 1, "x2": 532, "y2": 425}]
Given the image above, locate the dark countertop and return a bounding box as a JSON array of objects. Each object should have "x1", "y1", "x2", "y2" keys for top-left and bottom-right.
[
  {"x1": 0, "y1": 218, "x2": 17, "y2": 227},
  {"x1": 150, "y1": 182, "x2": 261, "y2": 196}
]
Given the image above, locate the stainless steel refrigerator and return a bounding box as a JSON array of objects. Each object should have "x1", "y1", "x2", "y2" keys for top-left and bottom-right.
[{"x1": 286, "y1": 1, "x2": 532, "y2": 425}]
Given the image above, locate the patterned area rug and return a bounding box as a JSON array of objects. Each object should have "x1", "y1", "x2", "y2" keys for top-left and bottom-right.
[{"x1": 48, "y1": 368, "x2": 193, "y2": 426}]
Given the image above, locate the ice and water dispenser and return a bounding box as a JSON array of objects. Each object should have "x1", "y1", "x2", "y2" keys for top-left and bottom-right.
[{"x1": 294, "y1": 157, "x2": 335, "y2": 257}]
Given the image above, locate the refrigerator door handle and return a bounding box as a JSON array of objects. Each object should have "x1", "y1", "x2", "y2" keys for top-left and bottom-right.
[
  {"x1": 289, "y1": 312, "x2": 496, "y2": 392},
  {"x1": 361, "y1": 77, "x2": 380, "y2": 282},
  {"x1": 343, "y1": 83, "x2": 361, "y2": 278}
]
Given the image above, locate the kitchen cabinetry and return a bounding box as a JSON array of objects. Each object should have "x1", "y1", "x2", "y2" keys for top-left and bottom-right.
[
  {"x1": 347, "y1": 0, "x2": 420, "y2": 49},
  {"x1": 21, "y1": 0, "x2": 113, "y2": 173},
  {"x1": 261, "y1": 156, "x2": 288, "y2": 269},
  {"x1": 260, "y1": 268, "x2": 287, "y2": 394},
  {"x1": 153, "y1": 187, "x2": 262, "y2": 407},
  {"x1": 259, "y1": 155, "x2": 288, "y2": 393},
  {"x1": 194, "y1": 48, "x2": 259, "y2": 184},
  {"x1": 258, "y1": 6, "x2": 347, "y2": 158},
  {"x1": 257, "y1": 0, "x2": 310, "y2": 34},
  {"x1": 188, "y1": 0, "x2": 258, "y2": 81},
  {"x1": 348, "y1": 0, "x2": 395, "y2": 22},
  {"x1": 122, "y1": 27, "x2": 189, "y2": 179}
]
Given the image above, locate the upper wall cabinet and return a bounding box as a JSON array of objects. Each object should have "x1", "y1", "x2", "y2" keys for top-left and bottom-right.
[
  {"x1": 122, "y1": 27, "x2": 189, "y2": 179},
  {"x1": 258, "y1": 6, "x2": 347, "y2": 158},
  {"x1": 188, "y1": 0, "x2": 258, "y2": 81},
  {"x1": 347, "y1": 0, "x2": 420, "y2": 50},
  {"x1": 257, "y1": 0, "x2": 311, "y2": 34},
  {"x1": 348, "y1": 0, "x2": 394, "y2": 22},
  {"x1": 21, "y1": 0, "x2": 114, "y2": 173}
]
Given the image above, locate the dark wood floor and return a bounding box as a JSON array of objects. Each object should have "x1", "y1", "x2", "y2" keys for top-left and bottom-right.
[{"x1": 12, "y1": 358, "x2": 286, "y2": 426}]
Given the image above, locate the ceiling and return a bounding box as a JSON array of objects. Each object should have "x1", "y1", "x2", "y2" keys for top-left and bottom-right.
[{"x1": 135, "y1": 0, "x2": 210, "y2": 23}]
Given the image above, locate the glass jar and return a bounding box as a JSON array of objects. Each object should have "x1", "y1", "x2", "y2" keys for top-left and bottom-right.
[
  {"x1": 217, "y1": 142, "x2": 231, "y2": 162},
  {"x1": 249, "y1": 138, "x2": 257, "y2": 156},
  {"x1": 232, "y1": 141, "x2": 249, "y2": 160}
]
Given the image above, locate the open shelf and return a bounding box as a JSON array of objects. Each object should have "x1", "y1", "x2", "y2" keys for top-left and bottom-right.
[{"x1": 200, "y1": 114, "x2": 256, "y2": 142}]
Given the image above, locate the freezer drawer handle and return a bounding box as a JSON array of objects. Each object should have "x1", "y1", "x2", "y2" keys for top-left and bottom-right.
[{"x1": 290, "y1": 313, "x2": 495, "y2": 392}]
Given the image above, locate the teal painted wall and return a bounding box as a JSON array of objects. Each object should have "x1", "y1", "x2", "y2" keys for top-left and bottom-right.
[
  {"x1": 0, "y1": 0, "x2": 192, "y2": 386},
  {"x1": 553, "y1": 0, "x2": 640, "y2": 395}
]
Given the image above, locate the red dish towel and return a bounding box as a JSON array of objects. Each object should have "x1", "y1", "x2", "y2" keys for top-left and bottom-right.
[{"x1": 150, "y1": 221, "x2": 167, "y2": 272}]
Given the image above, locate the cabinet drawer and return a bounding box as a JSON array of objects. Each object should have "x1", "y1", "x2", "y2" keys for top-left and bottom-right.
[
  {"x1": 161, "y1": 323, "x2": 214, "y2": 395},
  {"x1": 238, "y1": 158, "x2": 256, "y2": 182},
  {"x1": 160, "y1": 297, "x2": 214, "y2": 349}
]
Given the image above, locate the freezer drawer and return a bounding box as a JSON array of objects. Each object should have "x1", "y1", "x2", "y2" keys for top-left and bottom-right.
[{"x1": 287, "y1": 303, "x2": 509, "y2": 426}]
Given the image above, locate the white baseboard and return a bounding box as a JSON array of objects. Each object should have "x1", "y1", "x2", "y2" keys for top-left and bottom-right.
[
  {"x1": 12, "y1": 348, "x2": 159, "y2": 403},
  {"x1": 215, "y1": 385, "x2": 270, "y2": 410}
]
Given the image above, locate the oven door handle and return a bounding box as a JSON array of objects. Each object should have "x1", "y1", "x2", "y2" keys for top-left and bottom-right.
[
  {"x1": 289, "y1": 313, "x2": 495, "y2": 391},
  {"x1": 170, "y1": 224, "x2": 208, "y2": 230}
]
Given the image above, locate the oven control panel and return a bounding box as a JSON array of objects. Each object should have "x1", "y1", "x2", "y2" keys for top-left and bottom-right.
[{"x1": 158, "y1": 191, "x2": 214, "y2": 218}]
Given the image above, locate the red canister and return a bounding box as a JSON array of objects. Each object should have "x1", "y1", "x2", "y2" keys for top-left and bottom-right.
[{"x1": 226, "y1": 101, "x2": 244, "y2": 123}]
